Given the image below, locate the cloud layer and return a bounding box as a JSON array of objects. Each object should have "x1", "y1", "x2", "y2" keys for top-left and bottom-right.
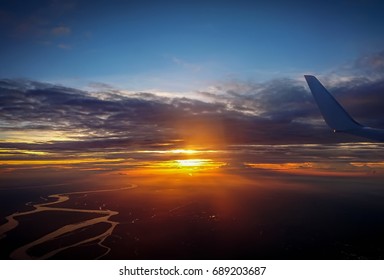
[
  {"x1": 0, "y1": 76, "x2": 326, "y2": 152},
  {"x1": 1, "y1": 51, "x2": 384, "y2": 173}
]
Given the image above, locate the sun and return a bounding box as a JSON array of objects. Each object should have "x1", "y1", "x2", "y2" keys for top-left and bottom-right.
[
  {"x1": 130, "y1": 148, "x2": 227, "y2": 176},
  {"x1": 176, "y1": 159, "x2": 208, "y2": 167},
  {"x1": 173, "y1": 158, "x2": 225, "y2": 176},
  {"x1": 175, "y1": 159, "x2": 226, "y2": 172}
]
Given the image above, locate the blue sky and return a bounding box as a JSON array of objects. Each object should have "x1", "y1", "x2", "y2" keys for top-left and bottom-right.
[{"x1": 1, "y1": 0, "x2": 384, "y2": 92}]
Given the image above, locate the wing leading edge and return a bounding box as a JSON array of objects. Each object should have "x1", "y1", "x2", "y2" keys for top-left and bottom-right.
[{"x1": 304, "y1": 75, "x2": 384, "y2": 142}]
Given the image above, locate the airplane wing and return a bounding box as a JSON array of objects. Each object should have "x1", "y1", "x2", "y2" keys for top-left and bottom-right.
[{"x1": 304, "y1": 75, "x2": 384, "y2": 142}]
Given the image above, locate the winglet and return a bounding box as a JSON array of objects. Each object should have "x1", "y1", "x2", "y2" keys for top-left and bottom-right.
[{"x1": 304, "y1": 75, "x2": 361, "y2": 132}]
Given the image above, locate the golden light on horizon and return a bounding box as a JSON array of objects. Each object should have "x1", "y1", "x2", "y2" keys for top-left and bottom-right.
[
  {"x1": 0, "y1": 158, "x2": 125, "y2": 166},
  {"x1": 158, "y1": 158, "x2": 226, "y2": 170},
  {"x1": 0, "y1": 130, "x2": 86, "y2": 143},
  {"x1": 176, "y1": 159, "x2": 208, "y2": 167},
  {"x1": 170, "y1": 149, "x2": 198, "y2": 154},
  {"x1": 244, "y1": 162, "x2": 372, "y2": 176},
  {"x1": 122, "y1": 157, "x2": 227, "y2": 178},
  {"x1": 136, "y1": 148, "x2": 220, "y2": 155}
]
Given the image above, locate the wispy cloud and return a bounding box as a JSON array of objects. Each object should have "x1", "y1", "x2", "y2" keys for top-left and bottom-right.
[
  {"x1": 57, "y1": 43, "x2": 72, "y2": 49},
  {"x1": 0, "y1": 1, "x2": 75, "y2": 42},
  {"x1": 51, "y1": 26, "x2": 71, "y2": 36}
]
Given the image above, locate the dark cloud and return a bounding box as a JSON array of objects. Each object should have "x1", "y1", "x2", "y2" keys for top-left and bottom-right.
[
  {"x1": 2, "y1": 73, "x2": 382, "y2": 156},
  {"x1": 326, "y1": 77, "x2": 384, "y2": 128},
  {"x1": 2, "y1": 69, "x2": 384, "y2": 175},
  {"x1": 2, "y1": 52, "x2": 384, "y2": 165},
  {"x1": 305, "y1": 50, "x2": 384, "y2": 128},
  {"x1": 199, "y1": 77, "x2": 317, "y2": 122}
]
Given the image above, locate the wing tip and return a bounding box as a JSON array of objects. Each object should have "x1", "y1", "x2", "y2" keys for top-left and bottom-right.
[
  {"x1": 304, "y1": 74, "x2": 316, "y2": 81},
  {"x1": 304, "y1": 74, "x2": 363, "y2": 131}
]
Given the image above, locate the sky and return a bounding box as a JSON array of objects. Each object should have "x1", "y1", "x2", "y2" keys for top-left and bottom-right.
[
  {"x1": 1, "y1": 0, "x2": 384, "y2": 90},
  {"x1": 1, "y1": 0, "x2": 384, "y2": 179}
]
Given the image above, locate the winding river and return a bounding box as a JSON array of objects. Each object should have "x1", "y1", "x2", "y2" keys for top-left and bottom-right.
[{"x1": 0, "y1": 185, "x2": 137, "y2": 259}]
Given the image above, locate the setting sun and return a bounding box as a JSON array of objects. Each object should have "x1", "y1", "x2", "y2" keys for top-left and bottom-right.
[
  {"x1": 174, "y1": 158, "x2": 226, "y2": 174},
  {"x1": 176, "y1": 159, "x2": 208, "y2": 167}
]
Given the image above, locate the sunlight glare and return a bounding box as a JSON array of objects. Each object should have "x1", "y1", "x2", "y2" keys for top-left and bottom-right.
[{"x1": 176, "y1": 159, "x2": 208, "y2": 167}]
